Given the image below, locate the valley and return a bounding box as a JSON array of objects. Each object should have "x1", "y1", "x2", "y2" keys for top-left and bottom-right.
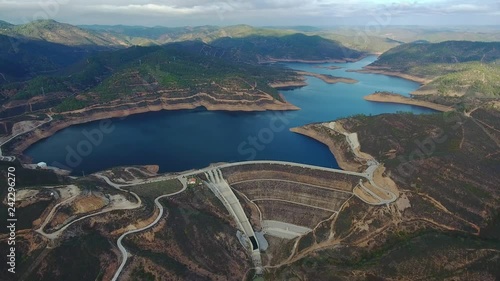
[{"x1": 0, "y1": 17, "x2": 498, "y2": 281}]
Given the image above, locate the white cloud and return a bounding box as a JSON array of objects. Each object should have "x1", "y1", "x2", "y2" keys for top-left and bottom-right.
[
  {"x1": 0, "y1": 0, "x2": 498, "y2": 25},
  {"x1": 444, "y1": 4, "x2": 490, "y2": 12},
  {"x1": 84, "y1": 4, "x2": 214, "y2": 15}
]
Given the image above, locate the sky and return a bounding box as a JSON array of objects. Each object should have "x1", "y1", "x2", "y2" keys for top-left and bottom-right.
[{"x1": 0, "y1": 0, "x2": 499, "y2": 26}]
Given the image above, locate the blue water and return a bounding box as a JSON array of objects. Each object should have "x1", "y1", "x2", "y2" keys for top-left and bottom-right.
[{"x1": 25, "y1": 56, "x2": 435, "y2": 175}]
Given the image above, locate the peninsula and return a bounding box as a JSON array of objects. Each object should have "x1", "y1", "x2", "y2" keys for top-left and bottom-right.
[
  {"x1": 364, "y1": 92, "x2": 453, "y2": 112},
  {"x1": 295, "y1": 71, "x2": 358, "y2": 84}
]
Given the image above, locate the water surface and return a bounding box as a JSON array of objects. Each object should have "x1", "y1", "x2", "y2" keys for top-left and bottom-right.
[{"x1": 26, "y1": 56, "x2": 435, "y2": 174}]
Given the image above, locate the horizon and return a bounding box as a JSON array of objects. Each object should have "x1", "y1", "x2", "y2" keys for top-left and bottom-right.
[
  {"x1": 1, "y1": 18, "x2": 500, "y2": 30},
  {"x1": 0, "y1": 1, "x2": 499, "y2": 27}
]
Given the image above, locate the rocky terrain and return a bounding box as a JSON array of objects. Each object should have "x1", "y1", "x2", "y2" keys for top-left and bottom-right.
[
  {"x1": 0, "y1": 165, "x2": 253, "y2": 281},
  {"x1": 1, "y1": 105, "x2": 499, "y2": 280},
  {"x1": 280, "y1": 108, "x2": 500, "y2": 280}
]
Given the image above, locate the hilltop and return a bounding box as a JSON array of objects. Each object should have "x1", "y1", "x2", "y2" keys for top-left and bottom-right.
[
  {"x1": 81, "y1": 24, "x2": 296, "y2": 45},
  {"x1": 0, "y1": 20, "x2": 307, "y2": 48},
  {"x1": 0, "y1": 20, "x2": 13, "y2": 29},
  {"x1": 0, "y1": 19, "x2": 129, "y2": 47},
  {"x1": 2, "y1": 20, "x2": 499, "y2": 55},
  {"x1": 371, "y1": 26, "x2": 500, "y2": 44},
  {"x1": 80, "y1": 24, "x2": 500, "y2": 53},
  {"x1": 0, "y1": 34, "x2": 107, "y2": 83},
  {"x1": 1, "y1": 20, "x2": 364, "y2": 63}
]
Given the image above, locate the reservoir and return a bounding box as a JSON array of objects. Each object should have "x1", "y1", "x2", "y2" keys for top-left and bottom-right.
[{"x1": 25, "y1": 56, "x2": 435, "y2": 175}]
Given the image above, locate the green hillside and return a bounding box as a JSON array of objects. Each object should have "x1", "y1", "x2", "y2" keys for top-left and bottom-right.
[
  {"x1": 4, "y1": 20, "x2": 498, "y2": 55},
  {"x1": 4, "y1": 20, "x2": 435, "y2": 54},
  {"x1": 211, "y1": 34, "x2": 365, "y2": 62},
  {"x1": 218, "y1": 25, "x2": 295, "y2": 38},
  {"x1": 367, "y1": 40, "x2": 500, "y2": 102},
  {"x1": 370, "y1": 41, "x2": 500, "y2": 75},
  {"x1": 0, "y1": 19, "x2": 128, "y2": 46},
  {"x1": 0, "y1": 34, "x2": 101, "y2": 82},
  {"x1": 0, "y1": 20, "x2": 13, "y2": 29},
  {"x1": 1, "y1": 41, "x2": 300, "y2": 112},
  {"x1": 416, "y1": 63, "x2": 500, "y2": 97},
  {"x1": 311, "y1": 32, "x2": 401, "y2": 54},
  {"x1": 1, "y1": 19, "x2": 362, "y2": 59}
]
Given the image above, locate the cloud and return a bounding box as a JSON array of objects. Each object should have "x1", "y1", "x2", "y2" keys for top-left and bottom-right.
[
  {"x1": 0, "y1": 0, "x2": 498, "y2": 25},
  {"x1": 83, "y1": 4, "x2": 215, "y2": 15},
  {"x1": 444, "y1": 4, "x2": 490, "y2": 12}
]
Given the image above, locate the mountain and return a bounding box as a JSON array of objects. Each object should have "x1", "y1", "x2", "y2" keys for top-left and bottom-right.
[
  {"x1": 313, "y1": 32, "x2": 402, "y2": 54},
  {"x1": 0, "y1": 19, "x2": 129, "y2": 47},
  {"x1": 80, "y1": 24, "x2": 295, "y2": 45},
  {"x1": 0, "y1": 41, "x2": 304, "y2": 117},
  {"x1": 2, "y1": 20, "x2": 357, "y2": 55},
  {"x1": 325, "y1": 26, "x2": 500, "y2": 45},
  {"x1": 1, "y1": 19, "x2": 369, "y2": 58},
  {"x1": 0, "y1": 20, "x2": 13, "y2": 29},
  {"x1": 369, "y1": 41, "x2": 500, "y2": 73},
  {"x1": 0, "y1": 34, "x2": 102, "y2": 83},
  {"x1": 0, "y1": 20, "x2": 364, "y2": 117},
  {"x1": 82, "y1": 24, "x2": 246, "y2": 39},
  {"x1": 414, "y1": 63, "x2": 500, "y2": 97},
  {"x1": 365, "y1": 40, "x2": 500, "y2": 103},
  {"x1": 263, "y1": 25, "x2": 324, "y2": 32},
  {"x1": 211, "y1": 33, "x2": 365, "y2": 62},
  {"x1": 80, "y1": 24, "x2": 219, "y2": 44}
]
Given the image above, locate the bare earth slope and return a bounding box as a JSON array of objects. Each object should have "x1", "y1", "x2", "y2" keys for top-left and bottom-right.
[{"x1": 280, "y1": 109, "x2": 500, "y2": 280}]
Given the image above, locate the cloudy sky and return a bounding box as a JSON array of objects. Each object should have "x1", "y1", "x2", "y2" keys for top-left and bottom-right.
[{"x1": 0, "y1": 0, "x2": 499, "y2": 26}]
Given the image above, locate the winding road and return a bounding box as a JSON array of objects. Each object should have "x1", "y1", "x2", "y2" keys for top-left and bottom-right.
[
  {"x1": 33, "y1": 155, "x2": 396, "y2": 279},
  {"x1": 35, "y1": 175, "x2": 143, "y2": 240},
  {"x1": 111, "y1": 176, "x2": 187, "y2": 281}
]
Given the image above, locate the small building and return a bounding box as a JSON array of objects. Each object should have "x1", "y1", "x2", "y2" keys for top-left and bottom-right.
[
  {"x1": 187, "y1": 178, "x2": 196, "y2": 185},
  {"x1": 37, "y1": 162, "x2": 48, "y2": 169}
]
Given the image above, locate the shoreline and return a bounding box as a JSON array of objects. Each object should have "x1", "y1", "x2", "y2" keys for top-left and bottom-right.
[
  {"x1": 290, "y1": 126, "x2": 362, "y2": 172},
  {"x1": 269, "y1": 80, "x2": 308, "y2": 89},
  {"x1": 8, "y1": 59, "x2": 442, "y2": 166},
  {"x1": 259, "y1": 55, "x2": 367, "y2": 64},
  {"x1": 6, "y1": 98, "x2": 299, "y2": 157},
  {"x1": 348, "y1": 67, "x2": 432, "y2": 84},
  {"x1": 364, "y1": 92, "x2": 453, "y2": 112},
  {"x1": 313, "y1": 65, "x2": 342, "y2": 70},
  {"x1": 295, "y1": 71, "x2": 358, "y2": 84}
]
